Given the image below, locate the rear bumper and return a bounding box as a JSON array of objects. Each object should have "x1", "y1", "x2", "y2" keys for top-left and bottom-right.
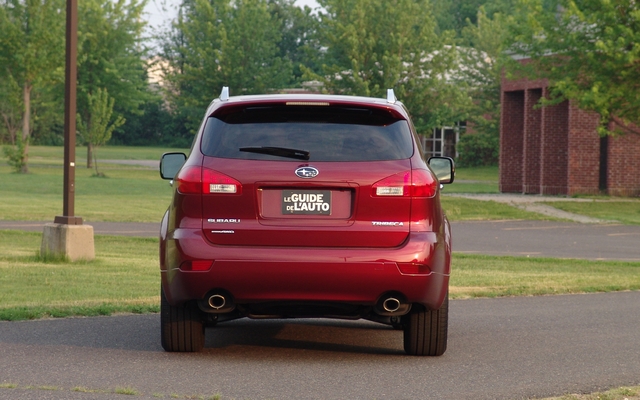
[{"x1": 161, "y1": 228, "x2": 450, "y2": 311}]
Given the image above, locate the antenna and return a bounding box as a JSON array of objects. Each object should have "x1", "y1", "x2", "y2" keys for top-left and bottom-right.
[
  {"x1": 386, "y1": 89, "x2": 396, "y2": 104},
  {"x1": 220, "y1": 86, "x2": 229, "y2": 101}
]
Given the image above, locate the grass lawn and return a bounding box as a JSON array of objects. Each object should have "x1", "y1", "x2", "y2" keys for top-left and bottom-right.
[
  {"x1": 0, "y1": 145, "x2": 184, "y2": 222},
  {"x1": 447, "y1": 165, "x2": 499, "y2": 194},
  {"x1": 0, "y1": 230, "x2": 159, "y2": 320},
  {"x1": 440, "y1": 196, "x2": 558, "y2": 221},
  {"x1": 543, "y1": 200, "x2": 640, "y2": 225},
  {"x1": 28, "y1": 144, "x2": 190, "y2": 163},
  {"x1": 451, "y1": 253, "x2": 640, "y2": 298},
  {"x1": 1, "y1": 230, "x2": 639, "y2": 321}
]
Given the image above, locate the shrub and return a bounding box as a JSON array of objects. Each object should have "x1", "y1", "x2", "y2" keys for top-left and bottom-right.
[{"x1": 456, "y1": 132, "x2": 499, "y2": 167}]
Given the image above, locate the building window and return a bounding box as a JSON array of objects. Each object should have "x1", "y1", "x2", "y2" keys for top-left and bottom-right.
[{"x1": 422, "y1": 122, "x2": 465, "y2": 159}]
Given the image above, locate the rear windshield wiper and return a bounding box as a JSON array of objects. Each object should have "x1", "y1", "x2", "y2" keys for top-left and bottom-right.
[{"x1": 239, "y1": 146, "x2": 310, "y2": 160}]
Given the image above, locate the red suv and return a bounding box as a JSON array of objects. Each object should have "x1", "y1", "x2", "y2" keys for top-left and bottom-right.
[{"x1": 159, "y1": 88, "x2": 454, "y2": 356}]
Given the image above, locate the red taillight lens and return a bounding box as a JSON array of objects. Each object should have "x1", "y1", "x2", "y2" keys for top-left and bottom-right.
[
  {"x1": 175, "y1": 166, "x2": 202, "y2": 194},
  {"x1": 410, "y1": 169, "x2": 438, "y2": 197},
  {"x1": 176, "y1": 166, "x2": 242, "y2": 195},
  {"x1": 371, "y1": 169, "x2": 437, "y2": 198}
]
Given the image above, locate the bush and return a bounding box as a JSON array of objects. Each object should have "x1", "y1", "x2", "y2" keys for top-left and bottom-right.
[
  {"x1": 456, "y1": 132, "x2": 499, "y2": 167},
  {"x1": 3, "y1": 137, "x2": 27, "y2": 173}
]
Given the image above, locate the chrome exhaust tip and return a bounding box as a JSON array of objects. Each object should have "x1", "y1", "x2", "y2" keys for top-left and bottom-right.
[
  {"x1": 198, "y1": 291, "x2": 235, "y2": 313},
  {"x1": 382, "y1": 297, "x2": 401, "y2": 313},
  {"x1": 375, "y1": 293, "x2": 411, "y2": 316},
  {"x1": 208, "y1": 294, "x2": 226, "y2": 310}
]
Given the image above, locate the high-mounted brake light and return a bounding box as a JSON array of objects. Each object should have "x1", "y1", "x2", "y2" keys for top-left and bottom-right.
[
  {"x1": 371, "y1": 169, "x2": 437, "y2": 198},
  {"x1": 176, "y1": 166, "x2": 242, "y2": 195}
]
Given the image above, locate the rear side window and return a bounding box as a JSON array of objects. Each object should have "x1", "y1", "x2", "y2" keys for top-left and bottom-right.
[{"x1": 200, "y1": 105, "x2": 414, "y2": 161}]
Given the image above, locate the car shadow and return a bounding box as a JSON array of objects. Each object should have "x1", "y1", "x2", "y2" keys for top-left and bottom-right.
[
  {"x1": 0, "y1": 314, "x2": 406, "y2": 357},
  {"x1": 203, "y1": 318, "x2": 404, "y2": 356}
]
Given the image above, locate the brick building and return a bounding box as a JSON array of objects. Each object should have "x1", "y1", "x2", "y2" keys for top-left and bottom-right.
[{"x1": 500, "y1": 74, "x2": 640, "y2": 197}]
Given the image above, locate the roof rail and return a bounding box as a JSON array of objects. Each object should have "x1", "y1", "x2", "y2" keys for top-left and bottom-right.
[
  {"x1": 386, "y1": 89, "x2": 396, "y2": 104},
  {"x1": 220, "y1": 86, "x2": 229, "y2": 101}
]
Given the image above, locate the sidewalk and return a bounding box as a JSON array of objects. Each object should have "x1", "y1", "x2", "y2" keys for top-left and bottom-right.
[{"x1": 445, "y1": 193, "x2": 619, "y2": 223}]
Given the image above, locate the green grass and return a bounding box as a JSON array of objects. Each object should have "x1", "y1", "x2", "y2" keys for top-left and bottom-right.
[
  {"x1": 0, "y1": 230, "x2": 159, "y2": 320},
  {"x1": 447, "y1": 165, "x2": 500, "y2": 194},
  {"x1": 1, "y1": 383, "x2": 225, "y2": 399},
  {"x1": 543, "y1": 200, "x2": 640, "y2": 225},
  {"x1": 0, "y1": 163, "x2": 173, "y2": 222},
  {"x1": 455, "y1": 165, "x2": 499, "y2": 181},
  {"x1": 441, "y1": 196, "x2": 559, "y2": 221},
  {"x1": 27, "y1": 145, "x2": 190, "y2": 164},
  {"x1": 450, "y1": 253, "x2": 640, "y2": 298},
  {"x1": 1, "y1": 230, "x2": 638, "y2": 321},
  {"x1": 1, "y1": 145, "x2": 187, "y2": 222},
  {"x1": 544, "y1": 386, "x2": 640, "y2": 400}
]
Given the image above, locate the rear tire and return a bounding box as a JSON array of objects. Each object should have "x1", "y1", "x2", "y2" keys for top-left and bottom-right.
[
  {"x1": 403, "y1": 294, "x2": 448, "y2": 356},
  {"x1": 161, "y1": 287, "x2": 205, "y2": 352}
]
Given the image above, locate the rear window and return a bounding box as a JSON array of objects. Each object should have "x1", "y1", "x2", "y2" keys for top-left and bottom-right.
[{"x1": 200, "y1": 105, "x2": 414, "y2": 162}]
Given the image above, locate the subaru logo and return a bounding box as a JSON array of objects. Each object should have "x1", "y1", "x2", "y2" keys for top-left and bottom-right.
[{"x1": 295, "y1": 166, "x2": 319, "y2": 179}]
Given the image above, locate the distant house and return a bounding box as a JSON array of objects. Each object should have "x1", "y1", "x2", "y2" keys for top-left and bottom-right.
[{"x1": 500, "y1": 69, "x2": 640, "y2": 197}]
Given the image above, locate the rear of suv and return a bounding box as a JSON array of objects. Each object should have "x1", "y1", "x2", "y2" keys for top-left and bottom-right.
[{"x1": 159, "y1": 88, "x2": 455, "y2": 356}]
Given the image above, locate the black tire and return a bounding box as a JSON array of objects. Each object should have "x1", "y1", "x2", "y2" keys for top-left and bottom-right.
[
  {"x1": 403, "y1": 294, "x2": 448, "y2": 356},
  {"x1": 161, "y1": 287, "x2": 205, "y2": 352}
]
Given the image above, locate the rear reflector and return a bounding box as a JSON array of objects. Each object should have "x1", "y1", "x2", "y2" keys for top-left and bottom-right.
[
  {"x1": 180, "y1": 260, "x2": 212, "y2": 271},
  {"x1": 397, "y1": 262, "x2": 431, "y2": 275},
  {"x1": 372, "y1": 169, "x2": 437, "y2": 198}
]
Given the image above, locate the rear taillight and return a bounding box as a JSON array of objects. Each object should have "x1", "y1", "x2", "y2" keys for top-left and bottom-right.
[
  {"x1": 176, "y1": 166, "x2": 242, "y2": 195},
  {"x1": 371, "y1": 169, "x2": 437, "y2": 198}
]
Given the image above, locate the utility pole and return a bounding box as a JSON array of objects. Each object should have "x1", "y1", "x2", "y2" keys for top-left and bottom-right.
[
  {"x1": 41, "y1": 0, "x2": 94, "y2": 261},
  {"x1": 54, "y1": 0, "x2": 81, "y2": 226}
]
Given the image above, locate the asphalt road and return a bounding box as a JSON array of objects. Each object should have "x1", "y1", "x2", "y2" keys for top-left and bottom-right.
[
  {"x1": 1, "y1": 219, "x2": 639, "y2": 399},
  {"x1": 2, "y1": 219, "x2": 640, "y2": 260},
  {"x1": 1, "y1": 291, "x2": 639, "y2": 399},
  {"x1": 450, "y1": 220, "x2": 640, "y2": 261}
]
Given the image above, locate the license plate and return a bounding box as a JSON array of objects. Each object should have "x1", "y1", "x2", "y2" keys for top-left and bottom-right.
[{"x1": 282, "y1": 190, "x2": 331, "y2": 215}]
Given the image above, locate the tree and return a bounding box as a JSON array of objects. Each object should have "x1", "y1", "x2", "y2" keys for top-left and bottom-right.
[
  {"x1": 76, "y1": 0, "x2": 150, "y2": 167},
  {"x1": 161, "y1": 0, "x2": 294, "y2": 134},
  {"x1": 0, "y1": 0, "x2": 65, "y2": 173},
  {"x1": 76, "y1": 88, "x2": 124, "y2": 176},
  {"x1": 455, "y1": 8, "x2": 512, "y2": 166},
  {"x1": 0, "y1": 73, "x2": 21, "y2": 145},
  {"x1": 432, "y1": 0, "x2": 488, "y2": 35},
  {"x1": 312, "y1": 0, "x2": 471, "y2": 134},
  {"x1": 430, "y1": 0, "x2": 521, "y2": 35},
  {"x1": 507, "y1": 0, "x2": 640, "y2": 135},
  {"x1": 268, "y1": 0, "x2": 323, "y2": 81}
]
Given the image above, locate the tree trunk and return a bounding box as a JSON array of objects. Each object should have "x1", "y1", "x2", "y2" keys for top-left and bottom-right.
[
  {"x1": 21, "y1": 83, "x2": 32, "y2": 174},
  {"x1": 87, "y1": 143, "x2": 93, "y2": 168}
]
